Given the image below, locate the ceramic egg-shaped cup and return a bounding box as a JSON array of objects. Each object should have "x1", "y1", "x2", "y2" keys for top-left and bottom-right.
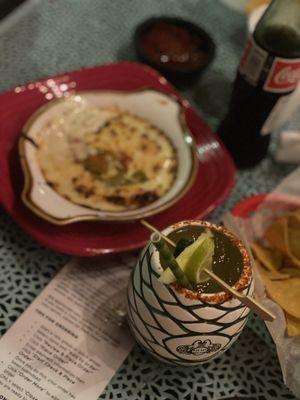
[{"x1": 127, "y1": 220, "x2": 254, "y2": 365}]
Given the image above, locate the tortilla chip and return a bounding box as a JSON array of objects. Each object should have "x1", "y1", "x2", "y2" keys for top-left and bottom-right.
[
  {"x1": 286, "y1": 254, "x2": 300, "y2": 269},
  {"x1": 254, "y1": 210, "x2": 300, "y2": 326},
  {"x1": 264, "y1": 217, "x2": 300, "y2": 268},
  {"x1": 286, "y1": 313, "x2": 300, "y2": 337},
  {"x1": 281, "y1": 267, "x2": 300, "y2": 279},
  {"x1": 264, "y1": 217, "x2": 289, "y2": 254},
  {"x1": 288, "y1": 227, "x2": 300, "y2": 259},
  {"x1": 288, "y1": 212, "x2": 300, "y2": 225},
  {"x1": 257, "y1": 264, "x2": 290, "y2": 280},
  {"x1": 265, "y1": 271, "x2": 290, "y2": 281},
  {"x1": 251, "y1": 243, "x2": 282, "y2": 271},
  {"x1": 260, "y1": 274, "x2": 300, "y2": 319}
]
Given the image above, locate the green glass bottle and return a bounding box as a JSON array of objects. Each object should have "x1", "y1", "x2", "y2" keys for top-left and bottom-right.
[{"x1": 218, "y1": 0, "x2": 300, "y2": 168}]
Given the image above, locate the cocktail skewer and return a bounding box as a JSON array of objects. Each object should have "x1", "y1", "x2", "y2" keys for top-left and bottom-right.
[
  {"x1": 141, "y1": 219, "x2": 175, "y2": 247},
  {"x1": 141, "y1": 219, "x2": 276, "y2": 322},
  {"x1": 202, "y1": 268, "x2": 275, "y2": 321}
]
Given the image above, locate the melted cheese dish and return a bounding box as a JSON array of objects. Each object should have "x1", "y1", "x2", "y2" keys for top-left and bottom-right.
[{"x1": 36, "y1": 106, "x2": 178, "y2": 211}]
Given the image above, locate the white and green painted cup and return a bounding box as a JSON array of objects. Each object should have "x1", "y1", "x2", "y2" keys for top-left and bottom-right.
[{"x1": 127, "y1": 220, "x2": 253, "y2": 365}]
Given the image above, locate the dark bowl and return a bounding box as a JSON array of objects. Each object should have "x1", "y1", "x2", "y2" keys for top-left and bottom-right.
[{"x1": 134, "y1": 16, "x2": 216, "y2": 83}]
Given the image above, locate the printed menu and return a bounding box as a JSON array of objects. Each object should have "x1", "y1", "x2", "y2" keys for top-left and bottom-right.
[{"x1": 0, "y1": 257, "x2": 135, "y2": 399}]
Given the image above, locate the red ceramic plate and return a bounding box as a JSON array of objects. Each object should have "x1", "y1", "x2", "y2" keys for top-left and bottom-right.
[{"x1": 0, "y1": 62, "x2": 235, "y2": 256}]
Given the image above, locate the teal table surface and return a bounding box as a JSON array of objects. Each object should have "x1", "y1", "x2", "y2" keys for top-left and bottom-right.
[{"x1": 0, "y1": 0, "x2": 297, "y2": 399}]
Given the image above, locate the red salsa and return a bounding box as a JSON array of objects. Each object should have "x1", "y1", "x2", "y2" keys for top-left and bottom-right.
[{"x1": 140, "y1": 21, "x2": 210, "y2": 71}]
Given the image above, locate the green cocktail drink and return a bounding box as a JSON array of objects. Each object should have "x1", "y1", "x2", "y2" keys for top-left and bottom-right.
[{"x1": 164, "y1": 224, "x2": 244, "y2": 293}]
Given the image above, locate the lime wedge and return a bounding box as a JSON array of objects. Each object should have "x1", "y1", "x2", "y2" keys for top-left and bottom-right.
[
  {"x1": 159, "y1": 231, "x2": 215, "y2": 285},
  {"x1": 176, "y1": 234, "x2": 208, "y2": 269},
  {"x1": 159, "y1": 234, "x2": 207, "y2": 284},
  {"x1": 184, "y1": 236, "x2": 214, "y2": 284},
  {"x1": 159, "y1": 267, "x2": 177, "y2": 284}
]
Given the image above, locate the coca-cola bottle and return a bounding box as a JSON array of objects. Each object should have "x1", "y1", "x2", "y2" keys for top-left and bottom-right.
[{"x1": 218, "y1": 0, "x2": 300, "y2": 168}]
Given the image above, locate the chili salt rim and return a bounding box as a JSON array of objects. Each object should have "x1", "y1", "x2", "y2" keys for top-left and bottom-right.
[{"x1": 153, "y1": 220, "x2": 252, "y2": 304}]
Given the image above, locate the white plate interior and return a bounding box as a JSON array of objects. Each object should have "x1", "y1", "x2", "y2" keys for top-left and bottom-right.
[{"x1": 22, "y1": 90, "x2": 195, "y2": 222}]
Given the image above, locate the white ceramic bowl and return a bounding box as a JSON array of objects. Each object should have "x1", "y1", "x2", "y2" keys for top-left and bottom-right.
[
  {"x1": 19, "y1": 90, "x2": 197, "y2": 224},
  {"x1": 127, "y1": 220, "x2": 254, "y2": 365}
]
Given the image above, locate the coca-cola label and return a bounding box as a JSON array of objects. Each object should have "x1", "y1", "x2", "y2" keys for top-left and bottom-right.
[
  {"x1": 239, "y1": 36, "x2": 300, "y2": 93},
  {"x1": 239, "y1": 39, "x2": 253, "y2": 72},
  {"x1": 239, "y1": 37, "x2": 268, "y2": 86},
  {"x1": 264, "y1": 59, "x2": 300, "y2": 92}
]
